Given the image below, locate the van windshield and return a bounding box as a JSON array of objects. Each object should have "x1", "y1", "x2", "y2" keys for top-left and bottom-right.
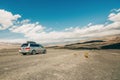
[{"x1": 21, "y1": 44, "x2": 28, "y2": 47}]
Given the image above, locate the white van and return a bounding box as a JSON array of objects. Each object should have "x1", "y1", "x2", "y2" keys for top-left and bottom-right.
[{"x1": 19, "y1": 42, "x2": 46, "y2": 55}]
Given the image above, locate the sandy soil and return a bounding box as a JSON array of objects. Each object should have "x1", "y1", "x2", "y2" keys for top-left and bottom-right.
[{"x1": 0, "y1": 48, "x2": 120, "y2": 80}]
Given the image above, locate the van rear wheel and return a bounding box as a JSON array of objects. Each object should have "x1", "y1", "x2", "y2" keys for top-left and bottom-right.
[
  {"x1": 32, "y1": 50, "x2": 36, "y2": 55},
  {"x1": 22, "y1": 53, "x2": 27, "y2": 55},
  {"x1": 43, "y1": 50, "x2": 46, "y2": 54}
]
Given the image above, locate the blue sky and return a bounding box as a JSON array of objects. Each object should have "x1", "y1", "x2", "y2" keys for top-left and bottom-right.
[
  {"x1": 1, "y1": 0, "x2": 120, "y2": 28},
  {"x1": 0, "y1": 0, "x2": 120, "y2": 43}
]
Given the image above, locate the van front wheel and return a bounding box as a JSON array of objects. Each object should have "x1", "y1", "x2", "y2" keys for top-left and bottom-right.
[
  {"x1": 32, "y1": 50, "x2": 36, "y2": 55},
  {"x1": 43, "y1": 50, "x2": 46, "y2": 54}
]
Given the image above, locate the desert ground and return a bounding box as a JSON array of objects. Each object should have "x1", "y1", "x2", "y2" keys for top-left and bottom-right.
[{"x1": 0, "y1": 45, "x2": 120, "y2": 80}]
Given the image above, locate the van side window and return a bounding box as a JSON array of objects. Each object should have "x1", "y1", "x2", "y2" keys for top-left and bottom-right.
[
  {"x1": 30, "y1": 44, "x2": 39, "y2": 47},
  {"x1": 36, "y1": 44, "x2": 40, "y2": 47},
  {"x1": 39, "y1": 45, "x2": 44, "y2": 48}
]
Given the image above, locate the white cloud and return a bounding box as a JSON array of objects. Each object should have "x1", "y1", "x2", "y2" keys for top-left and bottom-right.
[
  {"x1": 111, "y1": 8, "x2": 120, "y2": 12},
  {"x1": 108, "y1": 13, "x2": 116, "y2": 18},
  {"x1": 105, "y1": 22, "x2": 120, "y2": 30},
  {"x1": 10, "y1": 22, "x2": 44, "y2": 34},
  {"x1": 87, "y1": 23, "x2": 92, "y2": 26},
  {"x1": 0, "y1": 9, "x2": 21, "y2": 30},
  {"x1": 20, "y1": 19, "x2": 30, "y2": 24},
  {"x1": 0, "y1": 8, "x2": 120, "y2": 44},
  {"x1": 109, "y1": 12, "x2": 120, "y2": 22}
]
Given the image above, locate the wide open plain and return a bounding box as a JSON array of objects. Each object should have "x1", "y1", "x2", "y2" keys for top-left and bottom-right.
[{"x1": 0, "y1": 45, "x2": 120, "y2": 80}]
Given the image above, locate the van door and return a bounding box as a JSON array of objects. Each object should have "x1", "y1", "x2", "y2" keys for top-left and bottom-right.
[{"x1": 38, "y1": 45, "x2": 44, "y2": 53}]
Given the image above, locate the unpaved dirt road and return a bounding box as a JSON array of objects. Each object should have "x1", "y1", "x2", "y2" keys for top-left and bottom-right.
[{"x1": 0, "y1": 48, "x2": 120, "y2": 80}]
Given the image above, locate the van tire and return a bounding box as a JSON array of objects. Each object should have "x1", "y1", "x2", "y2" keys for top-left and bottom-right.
[
  {"x1": 32, "y1": 50, "x2": 36, "y2": 55},
  {"x1": 43, "y1": 50, "x2": 46, "y2": 54},
  {"x1": 22, "y1": 53, "x2": 27, "y2": 55}
]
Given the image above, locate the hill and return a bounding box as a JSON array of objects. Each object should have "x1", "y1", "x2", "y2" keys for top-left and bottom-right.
[{"x1": 47, "y1": 35, "x2": 120, "y2": 49}]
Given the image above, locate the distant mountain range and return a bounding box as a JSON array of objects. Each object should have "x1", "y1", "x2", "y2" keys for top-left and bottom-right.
[{"x1": 47, "y1": 34, "x2": 120, "y2": 49}]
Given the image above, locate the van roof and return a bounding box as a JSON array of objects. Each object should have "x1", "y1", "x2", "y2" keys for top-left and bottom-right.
[{"x1": 27, "y1": 41, "x2": 36, "y2": 44}]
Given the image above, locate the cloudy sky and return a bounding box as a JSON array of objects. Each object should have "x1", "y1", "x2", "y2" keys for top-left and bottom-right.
[{"x1": 0, "y1": 0, "x2": 120, "y2": 44}]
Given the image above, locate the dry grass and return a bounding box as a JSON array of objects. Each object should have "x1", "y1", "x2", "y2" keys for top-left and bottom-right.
[{"x1": 84, "y1": 52, "x2": 89, "y2": 58}]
